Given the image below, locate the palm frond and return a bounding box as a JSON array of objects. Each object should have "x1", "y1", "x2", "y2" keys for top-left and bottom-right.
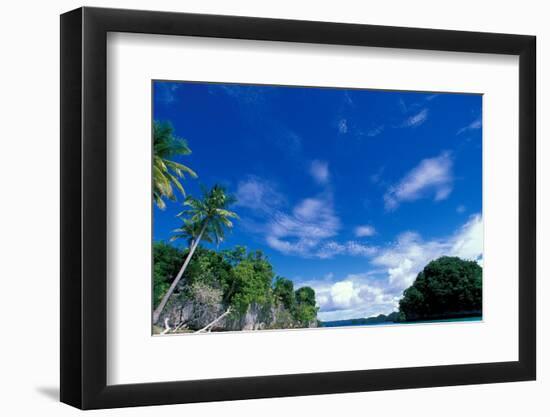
[
  {"x1": 166, "y1": 172, "x2": 185, "y2": 196},
  {"x1": 215, "y1": 208, "x2": 239, "y2": 219},
  {"x1": 165, "y1": 160, "x2": 198, "y2": 179},
  {"x1": 152, "y1": 120, "x2": 197, "y2": 209}
]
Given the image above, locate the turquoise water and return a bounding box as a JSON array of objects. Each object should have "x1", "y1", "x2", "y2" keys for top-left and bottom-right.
[
  {"x1": 405, "y1": 316, "x2": 482, "y2": 324},
  {"x1": 321, "y1": 316, "x2": 482, "y2": 328}
]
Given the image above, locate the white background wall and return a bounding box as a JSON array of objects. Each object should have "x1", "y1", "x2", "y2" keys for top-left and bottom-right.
[{"x1": 0, "y1": 0, "x2": 546, "y2": 415}]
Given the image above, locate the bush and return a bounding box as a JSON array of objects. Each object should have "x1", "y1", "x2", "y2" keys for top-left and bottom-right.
[{"x1": 399, "y1": 256, "x2": 482, "y2": 321}]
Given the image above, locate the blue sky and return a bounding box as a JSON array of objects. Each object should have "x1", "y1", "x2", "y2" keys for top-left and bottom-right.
[{"x1": 153, "y1": 81, "x2": 483, "y2": 321}]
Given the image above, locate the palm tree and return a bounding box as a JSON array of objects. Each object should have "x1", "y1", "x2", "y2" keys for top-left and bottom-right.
[
  {"x1": 171, "y1": 218, "x2": 213, "y2": 249},
  {"x1": 152, "y1": 185, "x2": 239, "y2": 324},
  {"x1": 153, "y1": 121, "x2": 198, "y2": 209}
]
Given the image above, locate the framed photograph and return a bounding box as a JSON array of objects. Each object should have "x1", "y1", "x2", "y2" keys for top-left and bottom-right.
[{"x1": 60, "y1": 6, "x2": 536, "y2": 409}]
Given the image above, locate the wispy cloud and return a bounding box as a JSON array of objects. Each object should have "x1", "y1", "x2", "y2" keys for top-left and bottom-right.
[
  {"x1": 155, "y1": 83, "x2": 180, "y2": 103},
  {"x1": 235, "y1": 176, "x2": 285, "y2": 215},
  {"x1": 398, "y1": 98, "x2": 408, "y2": 114},
  {"x1": 369, "y1": 167, "x2": 385, "y2": 185},
  {"x1": 372, "y1": 214, "x2": 483, "y2": 290},
  {"x1": 236, "y1": 176, "x2": 380, "y2": 259},
  {"x1": 401, "y1": 108, "x2": 429, "y2": 128},
  {"x1": 343, "y1": 91, "x2": 354, "y2": 106},
  {"x1": 265, "y1": 194, "x2": 340, "y2": 257},
  {"x1": 384, "y1": 152, "x2": 453, "y2": 210},
  {"x1": 355, "y1": 225, "x2": 376, "y2": 237},
  {"x1": 275, "y1": 131, "x2": 302, "y2": 156},
  {"x1": 365, "y1": 125, "x2": 385, "y2": 137},
  {"x1": 309, "y1": 160, "x2": 330, "y2": 185},
  {"x1": 457, "y1": 117, "x2": 482, "y2": 135},
  {"x1": 209, "y1": 84, "x2": 267, "y2": 105},
  {"x1": 316, "y1": 240, "x2": 377, "y2": 259},
  {"x1": 338, "y1": 118, "x2": 348, "y2": 134}
]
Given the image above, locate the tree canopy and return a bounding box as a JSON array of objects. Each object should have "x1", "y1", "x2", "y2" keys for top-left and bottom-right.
[
  {"x1": 153, "y1": 242, "x2": 319, "y2": 328},
  {"x1": 153, "y1": 242, "x2": 184, "y2": 308},
  {"x1": 175, "y1": 185, "x2": 239, "y2": 245},
  {"x1": 398, "y1": 256, "x2": 482, "y2": 321}
]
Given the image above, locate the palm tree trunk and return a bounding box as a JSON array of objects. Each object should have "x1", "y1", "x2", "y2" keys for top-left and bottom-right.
[{"x1": 153, "y1": 221, "x2": 208, "y2": 324}]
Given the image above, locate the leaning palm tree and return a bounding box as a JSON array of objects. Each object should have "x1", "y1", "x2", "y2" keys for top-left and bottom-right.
[
  {"x1": 171, "y1": 218, "x2": 214, "y2": 249},
  {"x1": 153, "y1": 120, "x2": 198, "y2": 209},
  {"x1": 152, "y1": 185, "x2": 239, "y2": 324}
]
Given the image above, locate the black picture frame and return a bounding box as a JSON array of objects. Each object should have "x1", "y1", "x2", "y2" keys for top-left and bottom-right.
[{"x1": 60, "y1": 6, "x2": 536, "y2": 410}]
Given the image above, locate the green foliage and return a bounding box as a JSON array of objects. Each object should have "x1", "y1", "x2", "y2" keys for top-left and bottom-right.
[
  {"x1": 170, "y1": 218, "x2": 214, "y2": 248},
  {"x1": 152, "y1": 242, "x2": 320, "y2": 327},
  {"x1": 153, "y1": 184, "x2": 240, "y2": 323},
  {"x1": 293, "y1": 286, "x2": 318, "y2": 325},
  {"x1": 229, "y1": 251, "x2": 274, "y2": 314},
  {"x1": 273, "y1": 277, "x2": 295, "y2": 311},
  {"x1": 183, "y1": 247, "x2": 233, "y2": 292},
  {"x1": 293, "y1": 303, "x2": 318, "y2": 326},
  {"x1": 295, "y1": 287, "x2": 316, "y2": 306},
  {"x1": 152, "y1": 242, "x2": 184, "y2": 307},
  {"x1": 399, "y1": 256, "x2": 482, "y2": 321},
  {"x1": 221, "y1": 245, "x2": 247, "y2": 266},
  {"x1": 153, "y1": 120, "x2": 197, "y2": 209},
  {"x1": 174, "y1": 185, "x2": 239, "y2": 246}
]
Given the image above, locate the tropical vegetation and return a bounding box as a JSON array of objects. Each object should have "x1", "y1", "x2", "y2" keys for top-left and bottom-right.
[
  {"x1": 153, "y1": 243, "x2": 318, "y2": 332},
  {"x1": 398, "y1": 256, "x2": 482, "y2": 321},
  {"x1": 152, "y1": 185, "x2": 239, "y2": 324},
  {"x1": 151, "y1": 117, "x2": 481, "y2": 334},
  {"x1": 153, "y1": 121, "x2": 197, "y2": 209}
]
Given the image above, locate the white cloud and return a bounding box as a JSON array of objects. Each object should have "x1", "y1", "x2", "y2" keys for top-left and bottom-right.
[
  {"x1": 265, "y1": 194, "x2": 340, "y2": 257},
  {"x1": 384, "y1": 152, "x2": 453, "y2": 210},
  {"x1": 330, "y1": 281, "x2": 362, "y2": 308},
  {"x1": 457, "y1": 117, "x2": 482, "y2": 135},
  {"x1": 338, "y1": 118, "x2": 348, "y2": 134},
  {"x1": 345, "y1": 241, "x2": 378, "y2": 257},
  {"x1": 355, "y1": 225, "x2": 376, "y2": 237},
  {"x1": 316, "y1": 240, "x2": 377, "y2": 259},
  {"x1": 450, "y1": 214, "x2": 483, "y2": 261},
  {"x1": 365, "y1": 125, "x2": 385, "y2": 137},
  {"x1": 309, "y1": 160, "x2": 330, "y2": 185},
  {"x1": 301, "y1": 272, "x2": 400, "y2": 321},
  {"x1": 237, "y1": 177, "x2": 376, "y2": 260},
  {"x1": 264, "y1": 194, "x2": 378, "y2": 259},
  {"x1": 402, "y1": 108, "x2": 429, "y2": 127},
  {"x1": 235, "y1": 176, "x2": 285, "y2": 214},
  {"x1": 315, "y1": 241, "x2": 345, "y2": 258},
  {"x1": 372, "y1": 214, "x2": 483, "y2": 291}
]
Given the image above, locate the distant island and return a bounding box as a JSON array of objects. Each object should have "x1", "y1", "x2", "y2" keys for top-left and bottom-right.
[
  {"x1": 321, "y1": 312, "x2": 401, "y2": 328},
  {"x1": 322, "y1": 256, "x2": 482, "y2": 328},
  {"x1": 321, "y1": 311, "x2": 482, "y2": 328}
]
